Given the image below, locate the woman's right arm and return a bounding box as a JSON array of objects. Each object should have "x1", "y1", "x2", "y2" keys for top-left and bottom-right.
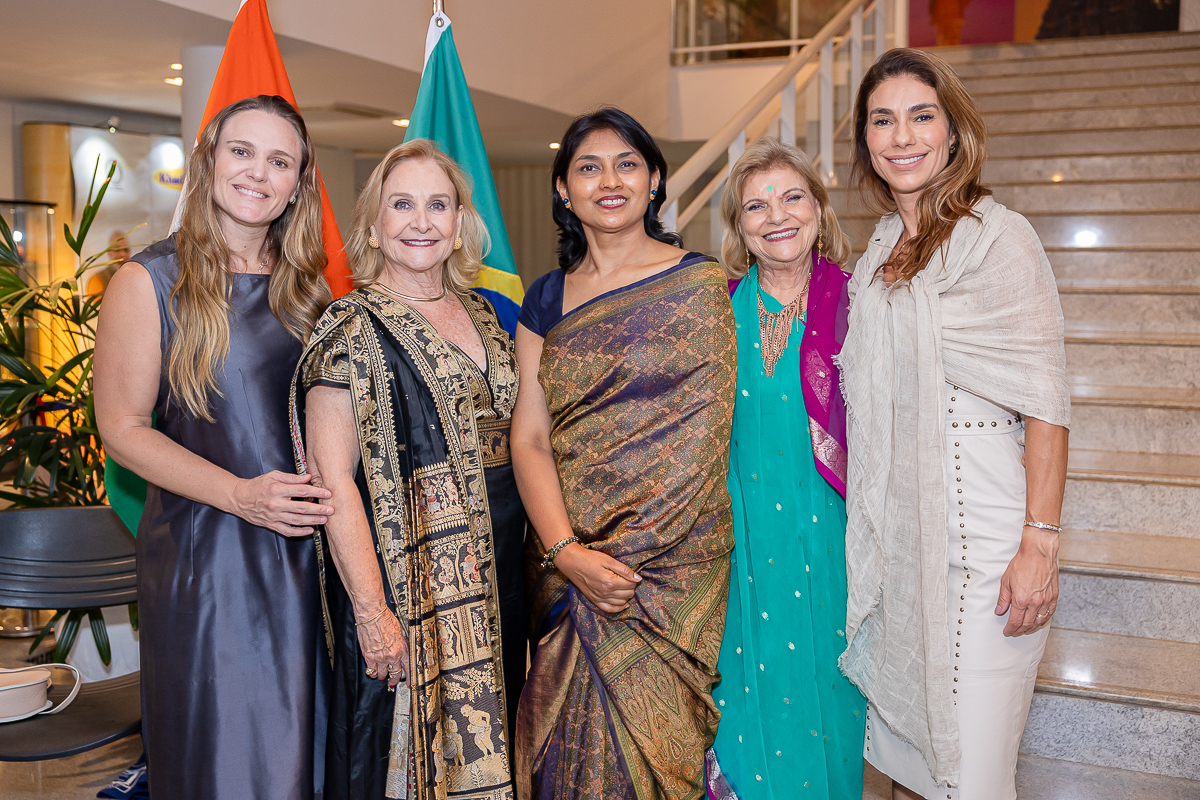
[
  {"x1": 510, "y1": 323, "x2": 641, "y2": 614},
  {"x1": 305, "y1": 384, "x2": 407, "y2": 687},
  {"x1": 94, "y1": 262, "x2": 333, "y2": 537}
]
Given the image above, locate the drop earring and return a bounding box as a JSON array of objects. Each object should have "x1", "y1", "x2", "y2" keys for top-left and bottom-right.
[
  {"x1": 368, "y1": 235, "x2": 380, "y2": 249},
  {"x1": 816, "y1": 228, "x2": 824, "y2": 258},
  {"x1": 562, "y1": 197, "x2": 572, "y2": 210},
  {"x1": 650, "y1": 188, "x2": 658, "y2": 200}
]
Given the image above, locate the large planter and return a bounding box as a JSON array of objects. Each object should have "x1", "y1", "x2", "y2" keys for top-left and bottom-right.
[{"x1": 54, "y1": 605, "x2": 140, "y2": 683}]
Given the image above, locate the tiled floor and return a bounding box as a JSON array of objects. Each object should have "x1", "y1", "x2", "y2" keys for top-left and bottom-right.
[{"x1": 0, "y1": 737, "x2": 142, "y2": 800}]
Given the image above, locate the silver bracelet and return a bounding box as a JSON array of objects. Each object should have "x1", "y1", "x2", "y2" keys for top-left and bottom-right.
[
  {"x1": 541, "y1": 535, "x2": 581, "y2": 570},
  {"x1": 1023, "y1": 519, "x2": 1062, "y2": 533}
]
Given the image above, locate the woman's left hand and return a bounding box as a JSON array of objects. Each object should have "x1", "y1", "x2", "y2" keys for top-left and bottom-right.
[{"x1": 995, "y1": 526, "x2": 1059, "y2": 637}]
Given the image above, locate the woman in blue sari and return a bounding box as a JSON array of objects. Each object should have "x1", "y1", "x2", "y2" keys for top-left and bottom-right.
[{"x1": 705, "y1": 139, "x2": 865, "y2": 800}]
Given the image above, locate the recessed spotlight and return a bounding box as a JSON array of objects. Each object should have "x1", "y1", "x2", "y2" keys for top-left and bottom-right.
[
  {"x1": 1073, "y1": 229, "x2": 1098, "y2": 248},
  {"x1": 164, "y1": 77, "x2": 183, "y2": 86},
  {"x1": 12, "y1": 230, "x2": 23, "y2": 243},
  {"x1": 549, "y1": 142, "x2": 560, "y2": 150},
  {"x1": 170, "y1": 63, "x2": 183, "y2": 71},
  {"x1": 1051, "y1": 173, "x2": 1063, "y2": 183},
  {"x1": 392, "y1": 119, "x2": 410, "y2": 127}
]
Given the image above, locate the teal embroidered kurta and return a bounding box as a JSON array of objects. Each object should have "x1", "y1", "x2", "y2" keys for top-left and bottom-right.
[{"x1": 709, "y1": 267, "x2": 865, "y2": 799}]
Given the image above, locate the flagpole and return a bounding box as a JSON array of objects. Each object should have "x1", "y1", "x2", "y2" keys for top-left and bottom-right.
[{"x1": 433, "y1": 0, "x2": 445, "y2": 25}]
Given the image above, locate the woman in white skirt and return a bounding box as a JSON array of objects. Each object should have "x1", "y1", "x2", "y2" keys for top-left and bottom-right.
[{"x1": 837, "y1": 49, "x2": 1070, "y2": 800}]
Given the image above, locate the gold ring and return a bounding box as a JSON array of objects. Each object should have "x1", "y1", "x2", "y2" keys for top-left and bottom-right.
[
  {"x1": 1036, "y1": 612, "x2": 1049, "y2": 619},
  {"x1": 365, "y1": 667, "x2": 378, "y2": 677}
]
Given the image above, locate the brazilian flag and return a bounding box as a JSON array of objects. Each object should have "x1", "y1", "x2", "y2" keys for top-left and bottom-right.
[{"x1": 404, "y1": 11, "x2": 524, "y2": 333}]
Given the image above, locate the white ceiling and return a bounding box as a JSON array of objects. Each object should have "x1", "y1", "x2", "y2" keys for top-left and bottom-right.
[{"x1": 0, "y1": 0, "x2": 574, "y2": 164}]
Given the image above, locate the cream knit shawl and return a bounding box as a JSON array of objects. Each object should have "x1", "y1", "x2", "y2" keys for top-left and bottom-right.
[{"x1": 836, "y1": 197, "x2": 1070, "y2": 786}]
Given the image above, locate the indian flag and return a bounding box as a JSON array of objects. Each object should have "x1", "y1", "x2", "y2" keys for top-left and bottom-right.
[{"x1": 404, "y1": 10, "x2": 524, "y2": 333}]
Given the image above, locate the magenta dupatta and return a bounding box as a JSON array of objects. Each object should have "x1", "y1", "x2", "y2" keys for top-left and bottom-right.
[{"x1": 730, "y1": 251, "x2": 850, "y2": 497}]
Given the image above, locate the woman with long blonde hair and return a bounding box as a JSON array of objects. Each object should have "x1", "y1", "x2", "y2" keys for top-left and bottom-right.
[
  {"x1": 292, "y1": 138, "x2": 525, "y2": 799},
  {"x1": 837, "y1": 50, "x2": 1069, "y2": 800},
  {"x1": 95, "y1": 94, "x2": 332, "y2": 799}
]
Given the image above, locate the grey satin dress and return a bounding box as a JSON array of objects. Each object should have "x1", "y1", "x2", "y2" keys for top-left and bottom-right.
[{"x1": 134, "y1": 238, "x2": 325, "y2": 799}]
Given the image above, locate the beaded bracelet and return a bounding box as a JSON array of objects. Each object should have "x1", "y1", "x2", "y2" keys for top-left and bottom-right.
[
  {"x1": 1023, "y1": 519, "x2": 1062, "y2": 533},
  {"x1": 541, "y1": 535, "x2": 581, "y2": 570}
]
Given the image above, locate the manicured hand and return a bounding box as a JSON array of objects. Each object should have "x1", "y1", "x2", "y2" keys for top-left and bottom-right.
[
  {"x1": 555, "y1": 544, "x2": 642, "y2": 614},
  {"x1": 231, "y1": 471, "x2": 334, "y2": 537}
]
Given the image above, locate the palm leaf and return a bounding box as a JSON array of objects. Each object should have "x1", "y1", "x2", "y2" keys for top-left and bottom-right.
[
  {"x1": 87, "y1": 608, "x2": 112, "y2": 665},
  {"x1": 27, "y1": 609, "x2": 66, "y2": 655}
]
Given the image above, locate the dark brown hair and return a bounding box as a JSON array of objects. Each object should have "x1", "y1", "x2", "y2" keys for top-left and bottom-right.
[{"x1": 850, "y1": 48, "x2": 991, "y2": 283}]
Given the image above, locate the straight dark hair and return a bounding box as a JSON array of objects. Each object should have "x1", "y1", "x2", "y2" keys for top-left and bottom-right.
[{"x1": 550, "y1": 107, "x2": 681, "y2": 271}]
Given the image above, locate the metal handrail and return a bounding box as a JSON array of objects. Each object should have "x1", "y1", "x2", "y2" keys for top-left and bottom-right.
[{"x1": 663, "y1": 0, "x2": 908, "y2": 234}]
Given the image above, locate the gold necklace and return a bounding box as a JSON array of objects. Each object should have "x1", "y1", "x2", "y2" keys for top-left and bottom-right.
[
  {"x1": 757, "y1": 270, "x2": 810, "y2": 378},
  {"x1": 373, "y1": 281, "x2": 447, "y2": 303}
]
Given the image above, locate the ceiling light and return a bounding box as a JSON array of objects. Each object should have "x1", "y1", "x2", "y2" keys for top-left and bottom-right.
[
  {"x1": 549, "y1": 142, "x2": 560, "y2": 150},
  {"x1": 1051, "y1": 173, "x2": 1063, "y2": 183},
  {"x1": 164, "y1": 77, "x2": 183, "y2": 86},
  {"x1": 170, "y1": 63, "x2": 183, "y2": 71},
  {"x1": 12, "y1": 230, "x2": 23, "y2": 243},
  {"x1": 1072, "y1": 229, "x2": 1098, "y2": 248},
  {"x1": 392, "y1": 119, "x2": 410, "y2": 127}
]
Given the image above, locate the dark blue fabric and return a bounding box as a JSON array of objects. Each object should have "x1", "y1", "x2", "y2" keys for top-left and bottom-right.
[
  {"x1": 517, "y1": 253, "x2": 708, "y2": 338},
  {"x1": 517, "y1": 269, "x2": 566, "y2": 337},
  {"x1": 98, "y1": 753, "x2": 148, "y2": 800}
]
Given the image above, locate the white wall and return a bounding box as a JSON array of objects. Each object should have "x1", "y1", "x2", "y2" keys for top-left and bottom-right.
[
  {"x1": 314, "y1": 144, "x2": 355, "y2": 241},
  {"x1": 156, "y1": 0, "x2": 674, "y2": 136},
  {"x1": 670, "y1": 58, "x2": 787, "y2": 142}
]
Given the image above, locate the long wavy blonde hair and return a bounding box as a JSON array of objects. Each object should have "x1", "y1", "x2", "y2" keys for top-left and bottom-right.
[
  {"x1": 170, "y1": 95, "x2": 330, "y2": 421},
  {"x1": 346, "y1": 139, "x2": 490, "y2": 292},
  {"x1": 720, "y1": 138, "x2": 851, "y2": 279},
  {"x1": 850, "y1": 48, "x2": 991, "y2": 284}
]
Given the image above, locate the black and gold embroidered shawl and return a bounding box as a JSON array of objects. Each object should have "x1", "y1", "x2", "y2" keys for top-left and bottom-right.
[{"x1": 289, "y1": 288, "x2": 517, "y2": 800}]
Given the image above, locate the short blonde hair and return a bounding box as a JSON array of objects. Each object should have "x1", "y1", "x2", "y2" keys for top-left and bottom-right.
[
  {"x1": 719, "y1": 138, "x2": 850, "y2": 279},
  {"x1": 347, "y1": 138, "x2": 490, "y2": 292}
]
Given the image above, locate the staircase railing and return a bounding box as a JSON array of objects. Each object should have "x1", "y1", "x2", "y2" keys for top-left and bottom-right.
[{"x1": 663, "y1": 0, "x2": 908, "y2": 253}]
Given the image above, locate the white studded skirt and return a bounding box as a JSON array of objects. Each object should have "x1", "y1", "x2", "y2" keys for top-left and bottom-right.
[{"x1": 863, "y1": 383, "x2": 1050, "y2": 800}]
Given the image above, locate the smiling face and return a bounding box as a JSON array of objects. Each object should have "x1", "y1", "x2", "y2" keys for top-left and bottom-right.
[
  {"x1": 557, "y1": 128, "x2": 658, "y2": 235},
  {"x1": 211, "y1": 109, "x2": 304, "y2": 234},
  {"x1": 738, "y1": 166, "x2": 821, "y2": 272},
  {"x1": 865, "y1": 75, "x2": 956, "y2": 204},
  {"x1": 371, "y1": 157, "x2": 463, "y2": 282}
]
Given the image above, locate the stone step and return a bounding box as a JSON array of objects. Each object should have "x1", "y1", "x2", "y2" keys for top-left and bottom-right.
[
  {"x1": 980, "y1": 150, "x2": 1200, "y2": 183},
  {"x1": 1070, "y1": 403, "x2": 1200, "y2": 457},
  {"x1": 1022, "y1": 629, "x2": 1200, "y2": 780},
  {"x1": 1060, "y1": 527, "x2": 1200, "y2": 584},
  {"x1": 829, "y1": 179, "x2": 1200, "y2": 216},
  {"x1": 991, "y1": 179, "x2": 1200, "y2": 214},
  {"x1": 932, "y1": 30, "x2": 1200, "y2": 64},
  {"x1": 952, "y1": 45, "x2": 1200, "y2": 80},
  {"x1": 988, "y1": 127, "x2": 1200, "y2": 158},
  {"x1": 1066, "y1": 333, "x2": 1200, "y2": 388},
  {"x1": 963, "y1": 63, "x2": 1200, "y2": 95},
  {"x1": 840, "y1": 211, "x2": 1200, "y2": 250},
  {"x1": 1056, "y1": 528, "x2": 1200, "y2": 643},
  {"x1": 1064, "y1": 449, "x2": 1200, "y2": 537},
  {"x1": 974, "y1": 82, "x2": 1200, "y2": 113},
  {"x1": 1049, "y1": 248, "x2": 1200, "y2": 288},
  {"x1": 1014, "y1": 753, "x2": 1200, "y2": 800},
  {"x1": 1071, "y1": 382, "x2": 1200, "y2": 409},
  {"x1": 1028, "y1": 211, "x2": 1200, "y2": 249},
  {"x1": 1059, "y1": 291, "x2": 1200, "y2": 335}
]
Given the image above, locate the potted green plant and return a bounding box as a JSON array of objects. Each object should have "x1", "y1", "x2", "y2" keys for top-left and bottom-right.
[{"x1": 0, "y1": 158, "x2": 140, "y2": 675}]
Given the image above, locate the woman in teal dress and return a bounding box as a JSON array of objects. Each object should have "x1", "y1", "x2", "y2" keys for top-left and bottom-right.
[{"x1": 705, "y1": 139, "x2": 865, "y2": 800}]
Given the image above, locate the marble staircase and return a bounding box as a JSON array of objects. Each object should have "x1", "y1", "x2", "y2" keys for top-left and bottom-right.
[{"x1": 832, "y1": 30, "x2": 1200, "y2": 796}]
